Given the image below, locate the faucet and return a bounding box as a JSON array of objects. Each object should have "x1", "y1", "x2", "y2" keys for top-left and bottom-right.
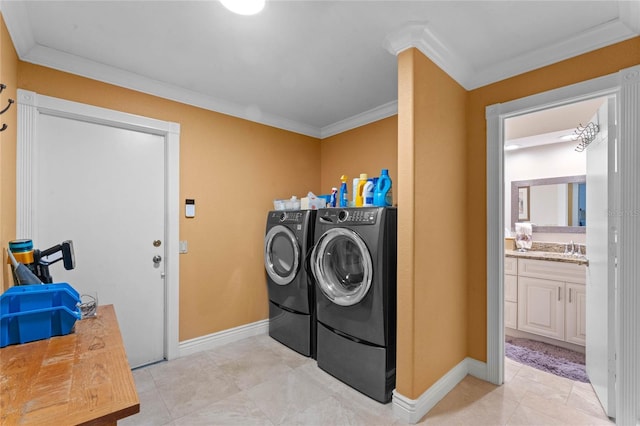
[{"x1": 565, "y1": 241, "x2": 575, "y2": 255}]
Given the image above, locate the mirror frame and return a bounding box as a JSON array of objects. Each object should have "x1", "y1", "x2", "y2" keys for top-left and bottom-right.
[{"x1": 510, "y1": 175, "x2": 586, "y2": 234}]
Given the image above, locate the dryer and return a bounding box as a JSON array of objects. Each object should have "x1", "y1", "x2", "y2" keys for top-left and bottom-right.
[
  {"x1": 311, "y1": 207, "x2": 397, "y2": 403},
  {"x1": 264, "y1": 210, "x2": 316, "y2": 357}
]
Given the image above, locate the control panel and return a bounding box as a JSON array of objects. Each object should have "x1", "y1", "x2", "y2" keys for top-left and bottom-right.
[
  {"x1": 317, "y1": 208, "x2": 379, "y2": 224},
  {"x1": 270, "y1": 210, "x2": 304, "y2": 223}
]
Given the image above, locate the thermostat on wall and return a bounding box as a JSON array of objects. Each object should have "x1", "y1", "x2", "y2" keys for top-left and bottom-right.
[{"x1": 185, "y1": 199, "x2": 195, "y2": 218}]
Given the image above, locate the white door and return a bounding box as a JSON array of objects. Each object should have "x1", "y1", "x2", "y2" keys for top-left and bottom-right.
[
  {"x1": 585, "y1": 97, "x2": 616, "y2": 417},
  {"x1": 33, "y1": 113, "x2": 166, "y2": 369}
]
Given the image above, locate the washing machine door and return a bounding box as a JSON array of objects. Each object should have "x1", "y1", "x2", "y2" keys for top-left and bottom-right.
[
  {"x1": 311, "y1": 228, "x2": 373, "y2": 306},
  {"x1": 264, "y1": 225, "x2": 300, "y2": 285}
]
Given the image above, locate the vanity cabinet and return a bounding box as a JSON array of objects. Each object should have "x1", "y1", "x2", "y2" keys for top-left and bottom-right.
[
  {"x1": 565, "y1": 283, "x2": 587, "y2": 345},
  {"x1": 504, "y1": 257, "x2": 518, "y2": 329},
  {"x1": 506, "y1": 256, "x2": 586, "y2": 346}
]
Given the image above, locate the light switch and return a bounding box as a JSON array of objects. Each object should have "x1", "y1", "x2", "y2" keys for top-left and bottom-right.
[{"x1": 179, "y1": 240, "x2": 188, "y2": 254}]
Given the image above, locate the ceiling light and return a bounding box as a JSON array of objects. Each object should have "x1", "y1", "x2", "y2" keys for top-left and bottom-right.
[
  {"x1": 504, "y1": 144, "x2": 520, "y2": 151},
  {"x1": 220, "y1": 0, "x2": 265, "y2": 15}
]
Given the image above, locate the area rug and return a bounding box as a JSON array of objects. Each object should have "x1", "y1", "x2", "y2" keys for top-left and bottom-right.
[{"x1": 505, "y1": 337, "x2": 589, "y2": 383}]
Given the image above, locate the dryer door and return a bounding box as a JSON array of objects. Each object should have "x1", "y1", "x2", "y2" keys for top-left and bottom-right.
[
  {"x1": 264, "y1": 225, "x2": 300, "y2": 285},
  {"x1": 311, "y1": 228, "x2": 373, "y2": 306}
]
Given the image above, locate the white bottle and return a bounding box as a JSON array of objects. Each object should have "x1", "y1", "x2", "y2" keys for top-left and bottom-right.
[
  {"x1": 351, "y1": 178, "x2": 359, "y2": 207},
  {"x1": 363, "y1": 179, "x2": 375, "y2": 207}
]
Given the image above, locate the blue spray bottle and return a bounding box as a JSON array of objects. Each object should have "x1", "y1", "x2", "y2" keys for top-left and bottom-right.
[{"x1": 339, "y1": 175, "x2": 348, "y2": 207}]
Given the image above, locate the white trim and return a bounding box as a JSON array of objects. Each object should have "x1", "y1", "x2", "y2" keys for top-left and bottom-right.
[
  {"x1": 468, "y1": 20, "x2": 636, "y2": 90},
  {"x1": 392, "y1": 357, "x2": 487, "y2": 424},
  {"x1": 178, "y1": 319, "x2": 269, "y2": 358},
  {"x1": 486, "y1": 65, "x2": 640, "y2": 424},
  {"x1": 320, "y1": 101, "x2": 397, "y2": 139},
  {"x1": 485, "y1": 102, "x2": 504, "y2": 386},
  {"x1": 16, "y1": 89, "x2": 181, "y2": 363},
  {"x1": 383, "y1": 20, "x2": 636, "y2": 91},
  {"x1": 383, "y1": 22, "x2": 474, "y2": 89},
  {"x1": 616, "y1": 65, "x2": 640, "y2": 426}
]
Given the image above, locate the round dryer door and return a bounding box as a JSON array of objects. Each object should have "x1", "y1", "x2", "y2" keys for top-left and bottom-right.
[
  {"x1": 311, "y1": 228, "x2": 373, "y2": 306},
  {"x1": 264, "y1": 225, "x2": 300, "y2": 285}
]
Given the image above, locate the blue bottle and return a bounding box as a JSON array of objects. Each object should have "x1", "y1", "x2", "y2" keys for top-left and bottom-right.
[
  {"x1": 339, "y1": 175, "x2": 348, "y2": 207},
  {"x1": 373, "y1": 169, "x2": 392, "y2": 207}
]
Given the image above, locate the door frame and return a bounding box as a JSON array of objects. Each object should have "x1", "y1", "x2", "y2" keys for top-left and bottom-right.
[
  {"x1": 16, "y1": 89, "x2": 181, "y2": 362},
  {"x1": 486, "y1": 65, "x2": 640, "y2": 424}
]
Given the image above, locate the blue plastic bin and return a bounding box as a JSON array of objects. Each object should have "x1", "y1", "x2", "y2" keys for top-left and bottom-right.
[
  {"x1": 0, "y1": 283, "x2": 82, "y2": 348},
  {"x1": 1, "y1": 283, "x2": 80, "y2": 315}
]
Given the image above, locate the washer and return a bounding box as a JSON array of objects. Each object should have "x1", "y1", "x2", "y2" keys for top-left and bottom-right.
[
  {"x1": 264, "y1": 209, "x2": 317, "y2": 357},
  {"x1": 311, "y1": 207, "x2": 397, "y2": 403}
]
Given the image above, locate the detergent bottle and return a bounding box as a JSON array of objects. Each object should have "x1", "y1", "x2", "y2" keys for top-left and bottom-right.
[
  {"x1": 352, "y1": 177, "x2": 359, "y2": 207},
  {"x1": 339, "y1": 175, "x2": 348, "y2": 207},
  {"x1": 330, "y1": 187, "x2": 338, "y2": 208},
  {"x1": 373, "y1": 169, "x2": 393, "y2": 207},
  {"x1": 363, "y1": 178, "x2": 375, "y2": 206},
  {"x1": 355, "y1": 173, "x2": 368, "y2": 207}
]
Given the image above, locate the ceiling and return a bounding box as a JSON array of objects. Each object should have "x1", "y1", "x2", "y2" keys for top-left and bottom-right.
[{"x1": 1, "y1": 1, "x2": 638, "y2": 138}]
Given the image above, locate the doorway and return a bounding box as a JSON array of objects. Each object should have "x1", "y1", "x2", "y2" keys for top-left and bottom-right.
[
  {"x1": 485, "y1": 65, "x2": 640, "y2": 424},
  {"x1": 502, "y1": 96, "x2": 610, "y2": 405},
  {"x1": 16, "y1": 89, "x2": 181, "y2": 366}
]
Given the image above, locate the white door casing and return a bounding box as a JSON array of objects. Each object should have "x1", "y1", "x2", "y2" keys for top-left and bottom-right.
[
  {"x1": 486, "y1": 65, "x2": 640, "y2": 424},
  {"x1": 585, "y1": 98, "x2": 616, "y2": 416},
  {"x1": 17, "y1": 89, "x2": 180, "y2": 365}
]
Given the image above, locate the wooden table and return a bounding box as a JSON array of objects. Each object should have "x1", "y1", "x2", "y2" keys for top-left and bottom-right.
[{"x1": 0, "y1": 305, "x2": 140, "y2": 425}]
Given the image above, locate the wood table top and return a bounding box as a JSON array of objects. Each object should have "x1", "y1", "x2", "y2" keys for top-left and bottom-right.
[{"x1": 1, "y1": 304, "x2": 140, "y2": 425}]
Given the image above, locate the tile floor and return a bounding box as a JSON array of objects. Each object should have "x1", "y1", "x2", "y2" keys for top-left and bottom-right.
[{"x1": 122, "y1": 334, "x2": 613, "y2": 425}]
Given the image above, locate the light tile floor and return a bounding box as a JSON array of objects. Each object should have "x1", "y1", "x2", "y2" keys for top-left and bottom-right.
[{"x1": 121, "y1": 335, "x2": 613, "y2": 425}]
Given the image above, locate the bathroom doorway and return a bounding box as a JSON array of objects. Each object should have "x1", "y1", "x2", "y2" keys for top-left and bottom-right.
[
  {"x1": 486, "y1": 65, "x2": 640, "y2": 425},
  {"x1": 504, "y1": 97, "x2": 607, "y2": 372},
  {"x1": 502, "y1": 95, "x2": 616, "y2": 417}
]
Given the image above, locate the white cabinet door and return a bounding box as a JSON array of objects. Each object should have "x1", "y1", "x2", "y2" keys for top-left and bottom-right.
[
  {"x1": 566, "y1": 283, "x2": 587, "y2": 346},
  {"x1": 505, "y1": 301, "x2": 518, "y2": 329},
  {"x1": 505, "y1": 274, "x2": 518, "y2": 302},
  {"x1": 518, "y1": 276, "x2": 565, "y2": 340}
]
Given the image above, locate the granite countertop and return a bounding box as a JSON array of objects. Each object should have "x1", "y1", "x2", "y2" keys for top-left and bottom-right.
[{"x1": 505, "y1": 249, "x2": 589, "y2": 266}]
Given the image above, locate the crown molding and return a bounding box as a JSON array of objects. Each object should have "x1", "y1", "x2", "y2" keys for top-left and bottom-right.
[
  {"x1": 383, "y1": 22, "x2": 475, "y2": 89},
  {"x1": 384, "y1": 16, "x2": 638, "y2": 91},
  {"x1": 619, "y1": 0, "x2": 640, "y2": 34},
  {"x1": 24, "y1": 44, "x2": 323, "y2": 138},
  {"x1": 467, "y1": 19, "x2": 638, "y2": 89},
  {"x1": 0, "y1": 0, "x2": 36, "y2": 57},
  {"x1": 320, "y1": 100, "x2": 397, "y2": 139}
]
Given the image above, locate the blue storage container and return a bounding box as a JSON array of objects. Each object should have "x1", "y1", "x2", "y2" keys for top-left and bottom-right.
[{"x1": 0, "y1": 283, "x2": 82, "y2": 348}]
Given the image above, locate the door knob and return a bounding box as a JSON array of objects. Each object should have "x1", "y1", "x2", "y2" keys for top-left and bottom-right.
[{"x1": 153, "y1": 255, "x2": 162, "y2": 264}]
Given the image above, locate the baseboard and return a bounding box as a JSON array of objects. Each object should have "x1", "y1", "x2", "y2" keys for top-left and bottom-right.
[
  {"x1": 392, "y1": 357, "x2": 488, "y2": 424},
  {"x1": 178, "y1": 319, "x2": 269, "y2": 358}
]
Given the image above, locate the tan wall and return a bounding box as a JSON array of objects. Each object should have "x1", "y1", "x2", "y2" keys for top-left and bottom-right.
[
  {"x1": 0, "y1": 14, "x2": 18, "y2": 291},
  {"x1": 466, "y1": 37, "x2": 640, "y2": 361},
  {"x1": 396, "y1": 48, "x2": 468, "y2": 398},
  {"x1": 5, "y1": 43, "x2": 320, "y2": 341},
  {"x1": 320, "y1": 116, "x2": 397, "y2": 203}
]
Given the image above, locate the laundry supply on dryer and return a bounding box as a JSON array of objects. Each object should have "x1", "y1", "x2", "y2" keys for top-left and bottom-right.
[
  {"x1": 352, "y1": 178, "x2": 359, "y2": 207},
  {"x1": 330, "y1": 188, "x2": 338, "y2": 207},
  {"x1": 339, "y1": 175, "x2": 348, "y2": 208},
  {"x1": 363, "y1": 178, "x2": 375, "y2": 207},
  {"x1": 355, "y1": 173, "x2": 368, "y2": 207},
  {"x1": 374, "y1": 169, "x2": 393, "y2": 207}
]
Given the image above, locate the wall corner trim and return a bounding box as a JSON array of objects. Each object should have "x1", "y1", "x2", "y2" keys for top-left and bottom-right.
[
  {"x1": 392, "y1": 357, "x2": 488, "y2": 424},
  {"x1": 178, "y1": 319, "x2": 269, "y2": 358}
]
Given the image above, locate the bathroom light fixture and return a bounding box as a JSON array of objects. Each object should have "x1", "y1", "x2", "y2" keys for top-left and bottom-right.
[{"x1": 219, "y1": 0, "x2": 265, "y2": 15}]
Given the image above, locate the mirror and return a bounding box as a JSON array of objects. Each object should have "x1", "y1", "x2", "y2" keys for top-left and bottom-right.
[{"x1": 511, "y1": 175, "x2": 586, "y2": 234}]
